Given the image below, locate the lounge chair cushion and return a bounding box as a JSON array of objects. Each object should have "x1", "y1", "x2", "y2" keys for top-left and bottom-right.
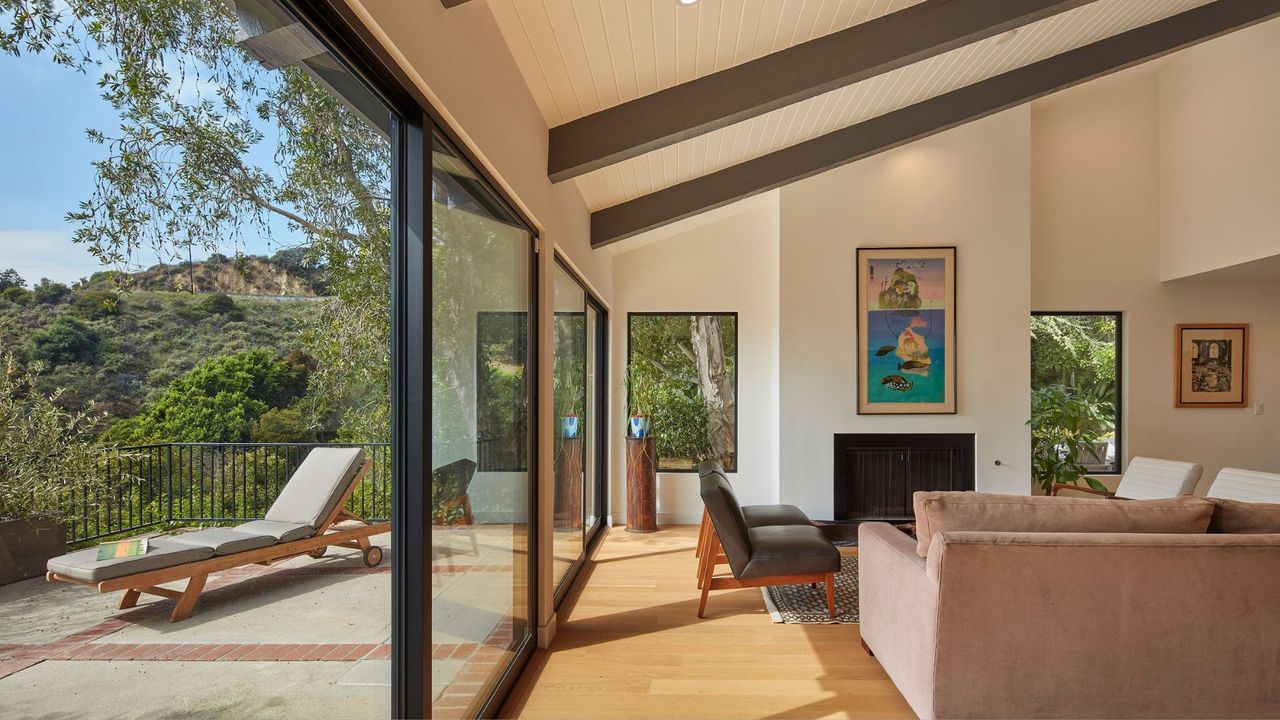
[
  {"x1": 742, "y1": 504, "x2": 812, "y2": 528},
  {"x1": 233, "y1": 519, "x2": 315, "y2": 543},
  {"x1": 169, "y1": 527, "x2": 276, "y2": 555},
  {"x1": 264, "y1": 447, "x2": 366, "y2": 529},
  {"x1": 47, "y1": 539, "x2": 215, "y2": 583},
  {"x1": 740, "y1": 525, "x2": 840, "y2": 579}
]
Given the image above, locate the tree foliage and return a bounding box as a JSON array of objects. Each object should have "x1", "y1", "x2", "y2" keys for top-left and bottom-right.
[
  {"x1": 1029, "y1": 384, "x2": 1113, "y2": 495},
  {"x1": 27, "y1": 315, "x2": 101, "y2": 365},
  {"x1": 0, "y1": 353, "x2": 109, "y2": 521},
  {"x1": 0, "y1": 268, "x2": 25, "y2": 291},
  {"x1": 102, "y1": 349, "x2": 308, "y2": 445},
  {"x1": 1, "y1": 0, "x2": 391, "y2": 441}
]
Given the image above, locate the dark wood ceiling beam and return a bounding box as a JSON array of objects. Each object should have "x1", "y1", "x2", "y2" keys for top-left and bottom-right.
[
  {"x1": 591, "y1": 0, "x2": 1280, "y2": 248},
  {"x1": 550, "y1": 0, "x2": 1096, "y2": 182}
]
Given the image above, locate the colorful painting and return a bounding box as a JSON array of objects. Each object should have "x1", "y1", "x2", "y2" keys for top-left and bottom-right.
[
  {"x1": 1176, "y1": 324, "x2": 1248, "y2": 408},
  {"x1": 857, "y1": 248, "x2": 956, "y2": 414}
]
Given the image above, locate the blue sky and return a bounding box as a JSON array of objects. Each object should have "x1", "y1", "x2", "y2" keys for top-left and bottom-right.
[{"x1": 0, "y1": 51, "x2": 298, "y2": 287}]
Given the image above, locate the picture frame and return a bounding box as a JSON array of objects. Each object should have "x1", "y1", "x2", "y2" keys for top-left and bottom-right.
[
  {"x1": 856, "y1": 247, "x2": 957, "y2": 415},
  {"x1": 1175, "y1": 323, "x2": 1248, "y2": 408}
]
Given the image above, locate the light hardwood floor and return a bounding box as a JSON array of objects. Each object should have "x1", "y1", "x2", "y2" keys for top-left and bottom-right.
[{"x1": 503, "y1": 526, "x2": 914, "y2": 719}]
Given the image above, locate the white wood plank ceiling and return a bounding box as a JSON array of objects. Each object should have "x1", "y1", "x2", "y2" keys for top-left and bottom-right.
[{"x1": 488, "y1": 0, "x2": 1213, "y2": 211}]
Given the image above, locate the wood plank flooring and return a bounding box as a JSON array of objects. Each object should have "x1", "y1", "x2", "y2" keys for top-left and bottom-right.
[{"x1": 503, "y1": 526, "x2": 914, "y2": 719}]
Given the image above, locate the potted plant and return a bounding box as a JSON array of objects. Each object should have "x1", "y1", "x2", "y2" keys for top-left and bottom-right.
[
  {"x1": 1028, "y1": 384, "x2": 1114, "y2": 495},
  {"x1": 0, "y1": 354, "x2": 111, "y2": 585}
]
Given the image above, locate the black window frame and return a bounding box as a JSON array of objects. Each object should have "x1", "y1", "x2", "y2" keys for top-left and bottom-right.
[
  {"x1": 551, "y1": 253, "x2": 610, "y2": 605},
  {"x1": 1031, "y1": 310, "x2": 1124, "y2": 476},
  {"x1": 626, "y1": 311, "x2": 740, "y2": 474},
  {"x1": 277, "y1": 3, "x2": 543, "y2": 718}
]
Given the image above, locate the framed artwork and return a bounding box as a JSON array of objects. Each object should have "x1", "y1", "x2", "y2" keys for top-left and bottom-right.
[
  {"x1": 856, "y1": 247, "x2": 956, "y2": 414},
  {"x1": 1176, "y1": 323, "x2": 1248, "y2": 408}
]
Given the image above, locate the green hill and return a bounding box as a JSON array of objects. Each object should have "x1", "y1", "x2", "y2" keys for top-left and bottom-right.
[{"x1": 0, "y1": 279, "x2": 325, "y2": 429}]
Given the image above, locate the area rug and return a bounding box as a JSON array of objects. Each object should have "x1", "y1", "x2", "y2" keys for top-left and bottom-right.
[{"x1": 761, "y1": 555, "x2": 859, "y2": 624}]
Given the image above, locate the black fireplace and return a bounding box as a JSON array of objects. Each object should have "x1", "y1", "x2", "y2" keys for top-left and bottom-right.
[{"x1": 833, "y1": 433, "x2": 975, "y2": 522}]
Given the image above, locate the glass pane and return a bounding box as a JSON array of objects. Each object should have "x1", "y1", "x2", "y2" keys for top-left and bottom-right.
[
  {"x1": 431, "y1": 133, "x2": 532, "y2": 716},
  {"x1": 584, "y1": 304, "x2": 600, "y2": 533},
  {"x1": 552, "y1": 264, "x2": 587, "y2": 591},
  {"x1": 0, "y1": 0, "x2": 394, "y2": 716},
  {"x1": 627, "y1": 314, "x2": 739, "y2": 471}
]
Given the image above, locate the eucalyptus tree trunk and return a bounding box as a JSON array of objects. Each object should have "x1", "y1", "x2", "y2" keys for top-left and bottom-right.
[{"x1": 690, "y1": 316, "x2": 736, "y2": 467}]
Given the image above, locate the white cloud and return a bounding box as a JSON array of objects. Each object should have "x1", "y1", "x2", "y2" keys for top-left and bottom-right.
[{"x1": 0, "y1": 229, "x2": 110, "y2": 287}]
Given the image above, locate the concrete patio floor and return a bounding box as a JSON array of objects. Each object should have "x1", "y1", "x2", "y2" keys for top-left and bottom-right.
[
  {"x1": 0, "y1": 525, "x2": 535, "y2": 719},
  {"x1": 0, "y1": 532, "x2": 394, "y2": 720}
]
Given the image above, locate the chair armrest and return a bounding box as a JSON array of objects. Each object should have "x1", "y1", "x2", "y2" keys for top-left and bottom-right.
[{"x1": 1050, "y1": 482, "x2": 1115, "y2": 498}]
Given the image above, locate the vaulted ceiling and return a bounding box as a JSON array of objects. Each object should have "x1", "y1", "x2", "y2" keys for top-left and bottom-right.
[{"x1": 469, "y1": 0, "x2": 1280, "y2": 246}]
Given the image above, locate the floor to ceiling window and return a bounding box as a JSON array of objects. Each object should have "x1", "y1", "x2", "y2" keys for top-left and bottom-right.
[
  {"x1": 430, "y1": 132, "x2": 536, "y2": 718},
  {"x1": 552, "y1": 257, "x2": 608, "y2": 598},
  {"x1": 0, "y1": 0, "x2": 399, "y2": 716}
]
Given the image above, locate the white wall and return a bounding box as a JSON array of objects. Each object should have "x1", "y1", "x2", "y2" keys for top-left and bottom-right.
[
  {"x1": 1159, "y1": 19, "x2": 1280, "y2": 281},
  {"x1": 608, "y1": 194, "x2": 781, "y2": 525},
  {"x1": 1032, "y1": 67, "x2": 1280, "y2": 494},
  {"x1": 778, "y1": 109, "x2": 1034, "y2": 518}
]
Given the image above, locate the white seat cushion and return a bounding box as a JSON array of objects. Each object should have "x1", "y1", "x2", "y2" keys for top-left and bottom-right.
[
  {"x1": 264, "y1": 447, "x2": 365, "y2": 529},
  {"x1": 48, "y1": 539, "x2": 214, "y2": 583},
  {"x1": 1208, "y1": 467, "x2": 1280, "y2": 504},
  {"x1": 233, "y1": 519, "x2": 316, "y2": 543},
  {"x1": 169, "y1": 527, "x2": 277, "y2": 556},
  {"x1": 1118, "y1": 457, "x2": 1203, "y2": 500}
]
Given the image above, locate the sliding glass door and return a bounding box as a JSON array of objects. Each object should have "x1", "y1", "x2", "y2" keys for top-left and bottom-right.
[
  {"x1": 430, "y1": 132, "x2": 535, "y2": 717},
  {"x1": 552, "y1": 257, "x2": 608, "y2": 598}
]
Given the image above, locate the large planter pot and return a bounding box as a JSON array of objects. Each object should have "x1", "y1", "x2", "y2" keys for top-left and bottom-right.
[{"x1": 0, "y1": 517, "x2": 67, "y2": 586}]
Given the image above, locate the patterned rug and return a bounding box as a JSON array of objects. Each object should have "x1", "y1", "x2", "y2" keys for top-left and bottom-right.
[{"x1": 761, "y1": 555, "x2": 859, "y2": 624}]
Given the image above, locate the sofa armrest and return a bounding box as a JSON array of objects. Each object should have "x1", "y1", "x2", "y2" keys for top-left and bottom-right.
[{"x1": 857, "y1": 522, "x2": 939, "y2": 719}]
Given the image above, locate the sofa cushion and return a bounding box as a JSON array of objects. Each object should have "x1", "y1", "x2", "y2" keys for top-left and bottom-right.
[
  {"x1": 740, "y1": 525, "x2": 840, "y2": 579},
  {"x1": 169, "y1": 527, "x2": 277, "y2": 556},
  {"x1": 48, "y1": 539, "x2": 215, "y2": 583},
  {"x1": 1209, "y1": 498, "x2": 1280, "y2": 534},
  {"x1": 912, "y1": 492, "x2": 1215, "y2": 557},
  {"x1": 742, "y1": 504, "x2": 811, "y2": 528},
  {"x1": 233, "y1": 519, "x2": 316, "y2": 543}
]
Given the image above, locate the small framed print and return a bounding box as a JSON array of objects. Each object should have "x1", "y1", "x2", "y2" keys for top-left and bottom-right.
[{"x1": 1176, "y1": 324, "x2": 1248, "y2": 408}]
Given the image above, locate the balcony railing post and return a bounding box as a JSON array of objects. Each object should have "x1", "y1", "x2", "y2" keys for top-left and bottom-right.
[{"x1": 166, "y1": 444, "x2": 174, "y2": 524}]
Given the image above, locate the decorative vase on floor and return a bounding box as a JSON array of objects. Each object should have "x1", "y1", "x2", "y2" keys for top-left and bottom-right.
[{"x1": 625, "y1": 435, "x2": 658, "y2": 533}]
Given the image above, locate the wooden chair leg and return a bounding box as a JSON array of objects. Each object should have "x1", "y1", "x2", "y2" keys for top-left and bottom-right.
[
  {"x1": 825, "y1": 572, "x2": 836, "y2": 619},
  {"x1": 698, "y1": 534, "x2": 722, "y2": 590},
  {"x1": 118, "y1": 589, "x2": 141, "y2": 610},
  {"x1": 170, "y1": 573, "x2": 207, "y2": 623},
  {"x1": 695, "y1": 509, "x2": 709, "y2": 559},
  {"x1": 697, "y1": 551, "x2": 714, "y2": 618}
]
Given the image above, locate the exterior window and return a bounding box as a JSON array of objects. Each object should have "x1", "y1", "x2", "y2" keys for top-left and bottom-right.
[
  {"x1": 1031, "y1": 312, "x2": 1122, "y2": 475},
  {"x1": 627, "y1": 313, "x2": 738, "y2": 472}
]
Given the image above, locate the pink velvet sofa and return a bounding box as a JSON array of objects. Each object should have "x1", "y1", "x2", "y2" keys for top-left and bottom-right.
[{"x1": 858, "y1": 492, "x2": 1280, "y2": 719}]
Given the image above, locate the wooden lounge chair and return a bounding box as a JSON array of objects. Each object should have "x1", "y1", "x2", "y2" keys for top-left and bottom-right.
[
  {"x1": 1050, "y1": 456, "x2": 1202, "y2": 499},
  {"x1": 1207, "y1": 467, "x2": 1280, "y2": 503},
  {"x1": 46, "y1": 447, "x2": 389, "y2": 622}
]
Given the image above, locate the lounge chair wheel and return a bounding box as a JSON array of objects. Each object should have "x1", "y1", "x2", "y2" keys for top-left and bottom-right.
[
  {"x1": 363, "y1": 546, "x2": 383, "y2": 567},
  {"x1": 309, "y1": 547, "x2": 328, "y2": 559}
]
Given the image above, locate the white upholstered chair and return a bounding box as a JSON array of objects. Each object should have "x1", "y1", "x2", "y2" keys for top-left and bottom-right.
[
  {"x1": 1207, "y1": 467, "x2": 1280, "y2": 503},
  {"x1": 1051, "y1": 456, "x2": 1203, "y2": 500}
]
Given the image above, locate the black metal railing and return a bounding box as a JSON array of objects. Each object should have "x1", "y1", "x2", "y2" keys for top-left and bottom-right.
[{"x1": 68, "y1": 442, "x2": 390, "y2": 544}]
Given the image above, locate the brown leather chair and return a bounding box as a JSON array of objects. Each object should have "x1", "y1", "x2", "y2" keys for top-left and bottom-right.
[
  {"x1": 694, "y1": 461, "x2": 811, "y2": 584},
  {"x1": 698, "y1": 472, "x2": 840, "y2": 618}
]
